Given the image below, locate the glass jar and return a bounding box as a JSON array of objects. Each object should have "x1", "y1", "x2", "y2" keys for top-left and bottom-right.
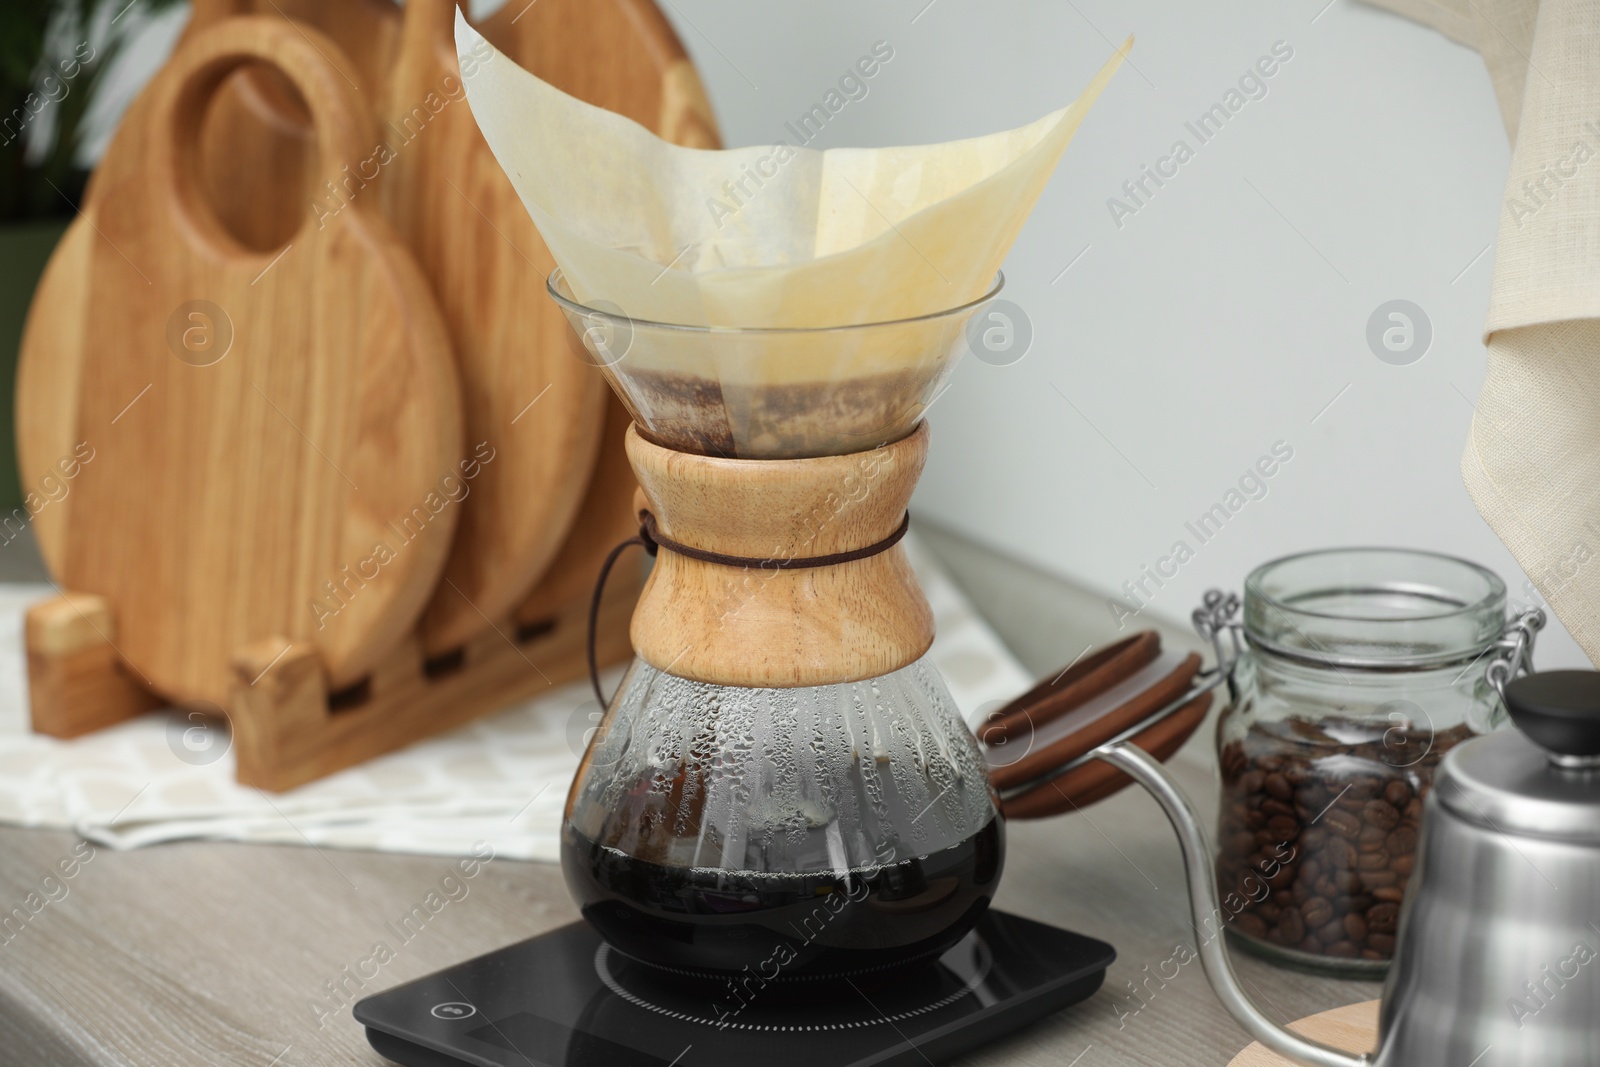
[{"x1": 1213, "y1": 548, "x2": 1530, "y2": 977}]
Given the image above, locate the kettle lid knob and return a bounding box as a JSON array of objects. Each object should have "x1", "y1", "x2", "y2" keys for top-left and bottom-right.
[{"x1": 1504, "y1": 670, "x2": 1600, "y2": 762}]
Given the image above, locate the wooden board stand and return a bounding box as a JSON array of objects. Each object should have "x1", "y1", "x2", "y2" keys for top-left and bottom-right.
[
  {"x1": 27, "y1": 558, "x2": 640, "y2": 792},
  {"x1": 25, "y1": 595, "x2": 164, "y2": 739}
]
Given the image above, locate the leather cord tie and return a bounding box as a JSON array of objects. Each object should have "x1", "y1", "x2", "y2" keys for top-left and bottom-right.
[{"x1": 587, "y1": 510, "x2": 912, "y2": 708}]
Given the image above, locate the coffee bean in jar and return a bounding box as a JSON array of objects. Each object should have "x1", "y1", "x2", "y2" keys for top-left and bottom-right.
[
  {"x1": 1216, "y1": 715, "x2": 1473, "y2": 969},
  {"x1": 1208, "y1": 548, "x2": 1531, "y2": 977}
]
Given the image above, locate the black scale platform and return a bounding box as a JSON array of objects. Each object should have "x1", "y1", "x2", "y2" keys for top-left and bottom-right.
[{"x1": 355, "y1": 910, "x2": 1114, "y2": 1067}]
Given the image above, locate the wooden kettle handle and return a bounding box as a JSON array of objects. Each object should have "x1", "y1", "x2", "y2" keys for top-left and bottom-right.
[{"x1": 150, "y1": 17, "x2": 377, "y2": 261}]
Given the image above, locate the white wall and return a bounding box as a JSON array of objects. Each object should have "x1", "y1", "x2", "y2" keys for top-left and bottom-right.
[
  {"x1": 119, "y1": 1, "x2": 1585, "y2": 667},
  {"x1": 648, "y1": 0, "x2": 1587, "y2": 669}
]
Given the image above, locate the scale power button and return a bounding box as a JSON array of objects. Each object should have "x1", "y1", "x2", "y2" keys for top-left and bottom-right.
[{"x1": 431, "y1": 1002, "x2": 478, "y2": 1020}]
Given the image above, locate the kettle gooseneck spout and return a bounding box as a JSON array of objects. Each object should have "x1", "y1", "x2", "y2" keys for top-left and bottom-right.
[{"x1": 1094, "y1": 741, "x2": 1373, "y2": 1067}]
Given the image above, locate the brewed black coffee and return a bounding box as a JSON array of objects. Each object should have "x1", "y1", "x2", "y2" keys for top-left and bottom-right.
[
  {"x1": 561, "y1": 816, "x2": 1003, "y2": 978},
  {"x1": 561, "y1": 660, "x2": 1007, "y2": 979}
]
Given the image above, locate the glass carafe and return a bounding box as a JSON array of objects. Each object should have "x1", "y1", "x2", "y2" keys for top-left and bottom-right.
[
  {"x1": 550, "y1": 271, "x2": 1007, "y2": 979},
  {"x1": 562, "y1": 660, "x2": 1002, "y2": 978}
]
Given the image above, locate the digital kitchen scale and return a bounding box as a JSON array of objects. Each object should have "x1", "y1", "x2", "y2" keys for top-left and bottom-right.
[{"x1": 354, "y1": 910, "x2": 1114, "y2": 1067}]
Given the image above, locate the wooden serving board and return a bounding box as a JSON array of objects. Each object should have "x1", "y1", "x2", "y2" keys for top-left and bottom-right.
[
  {"x1": 23, "y1": 18, "x2": 462, "y2": 709},
  {"x1": 1227, "y1": 1000, "x2": 1379, "y2": 1066},
  {"x1": 22, "y1": 0, "x2": 719, "y2": 651},
  {"x1": 176, "y1": 0, "x2": 720, "y2": 655},
  {"x1": 15, "y1": 0, "x2": 401, "y2": 578},
  {"x1": 383, "y1": 0, "x2": 608, "y2": 655}
]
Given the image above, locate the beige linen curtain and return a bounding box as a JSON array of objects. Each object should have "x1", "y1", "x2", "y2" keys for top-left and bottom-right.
[{"x1": 1367, "y1": 0, "x2": 1600, "y2": 663}]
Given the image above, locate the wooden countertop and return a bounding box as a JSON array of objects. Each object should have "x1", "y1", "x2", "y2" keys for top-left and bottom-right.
[{"x1": 0, "y1": 523, "x2": 1381, "y2": 1066}]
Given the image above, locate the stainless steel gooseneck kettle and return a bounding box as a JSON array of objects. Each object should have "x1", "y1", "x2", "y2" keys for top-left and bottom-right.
[{"x1": 1096, "y1": 668, "x2": 1600, "y2": 1067}]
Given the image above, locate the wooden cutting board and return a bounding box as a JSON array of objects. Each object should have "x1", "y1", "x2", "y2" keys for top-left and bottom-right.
[
  {"x1": 21, "y1": 18, "x2": 462, "y2": 708},
  {"x1": 14, "y1": 0, "x2": 399, "y2": 575},
  {"x1": 175, "y1": 0, "x2": 720, "y2": 655},
  {"x1": 19, "y1": 0, "x2": 718, "y2": 714},
  {"x1": 380, "y1": 0, "x2": 607, "y2": 655},
  {"x1": 21, "y1": 0, "x2": 719, "y2": 652}
]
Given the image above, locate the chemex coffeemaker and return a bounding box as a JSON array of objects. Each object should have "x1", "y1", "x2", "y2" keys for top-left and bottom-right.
[{"x1": 549, "y1": 270, "x2": 1007, "y2": 982}]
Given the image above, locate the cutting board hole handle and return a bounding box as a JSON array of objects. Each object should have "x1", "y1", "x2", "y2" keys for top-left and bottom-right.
[
  {"x1": 188, "y1": 61, "x2": 314, "y2": 253},
  {"x1": 155, "y1": 17, "x2": 377, "y2": 263}
]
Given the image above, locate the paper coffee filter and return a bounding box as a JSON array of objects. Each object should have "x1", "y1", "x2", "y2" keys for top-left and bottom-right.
[{"x1": 455, "y1": 11, "x2": 1126, "y2": 330}]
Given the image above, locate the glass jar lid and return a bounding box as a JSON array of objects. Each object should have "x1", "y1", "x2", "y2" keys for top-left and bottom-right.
[{"x1": 1243, "y1": 547, "x2": 1507, "y2": 672}]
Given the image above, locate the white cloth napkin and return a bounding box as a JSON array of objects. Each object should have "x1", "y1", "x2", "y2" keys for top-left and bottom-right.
[
  {"x1": 0, "y1": 534, "x2": 1031, "y2": 860},
  {"x1": 1364, "y1": 0, "x2": 1600, "y2": 665}
]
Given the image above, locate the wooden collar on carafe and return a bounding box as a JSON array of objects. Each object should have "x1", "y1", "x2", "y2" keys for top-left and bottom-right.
[{"x1": 625, "y1": 422, "x2": 936, "y2": 688}]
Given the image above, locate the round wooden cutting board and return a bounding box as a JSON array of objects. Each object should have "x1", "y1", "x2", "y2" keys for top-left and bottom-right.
[
  {"x1": 175, "y1": 0, "x2": 721, "y2": 656},
  {"x1": 20, "y1": 0, "x2": 720, "y2": 705},
  {"x1": 20, "y1": 18, "x2": 462, "y2": 709}
]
